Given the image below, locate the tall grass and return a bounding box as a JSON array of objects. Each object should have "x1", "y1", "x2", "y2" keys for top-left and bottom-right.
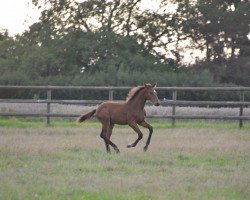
[{"x1": 0, "y1": 126, "x2": 249, "y2": 200}]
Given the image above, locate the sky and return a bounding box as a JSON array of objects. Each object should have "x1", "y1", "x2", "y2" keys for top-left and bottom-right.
[
  {"x1": 0, "y1": 0, "x2": 42, "y2": 36},
  {"x1": 0, "y1": 0, "x2": 163, "y2": 36}
]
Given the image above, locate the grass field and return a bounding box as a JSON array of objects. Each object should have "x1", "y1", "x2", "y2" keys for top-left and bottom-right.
[{"x1": 0, "y1": 121, "x2": 250, "y2": 200}]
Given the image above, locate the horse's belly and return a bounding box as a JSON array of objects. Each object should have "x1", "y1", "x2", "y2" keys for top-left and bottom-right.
[{"x1": 110, "y1": 111, "x2": 128, "y2": 125}]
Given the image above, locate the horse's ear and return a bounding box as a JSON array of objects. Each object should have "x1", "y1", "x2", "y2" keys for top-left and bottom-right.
[
  {"x1": 152, "y1": 83, "x2": 157, "y2": 88},
  {"x1": 144, "y1": 83, "x2": 148, "y2": 88}
]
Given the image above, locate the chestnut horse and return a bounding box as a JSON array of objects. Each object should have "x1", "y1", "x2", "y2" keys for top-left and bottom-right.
[{"x1": 77, "y1": 83, "x2": 160, "y2": 153}]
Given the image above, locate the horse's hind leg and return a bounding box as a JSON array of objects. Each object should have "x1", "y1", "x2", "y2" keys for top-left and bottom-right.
[
  {"x1": 100, "y1": 129, "x2": 110, "y2": 153},
  {"x1": 105, "y1": 141, "x2": 110, "y2": 153},
  {"x1": 100, "y1": 122, "x2": 119, "y2": 153},
  {"x1": 105, "y1": 124, "x2": 114, "y2": 153},
  {"x1": 103, "y1": 124, "x2": 114, "y2": 153}
]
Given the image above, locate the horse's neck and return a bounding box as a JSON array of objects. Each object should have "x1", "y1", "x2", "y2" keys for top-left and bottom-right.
[{"x1": 129, "y1": 90, "x2": 146, "y2": 111}]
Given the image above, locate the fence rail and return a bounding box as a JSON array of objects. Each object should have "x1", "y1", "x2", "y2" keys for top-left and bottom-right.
[{"x1": 1, "y1": 85, "x2": 250, "y2": 127}]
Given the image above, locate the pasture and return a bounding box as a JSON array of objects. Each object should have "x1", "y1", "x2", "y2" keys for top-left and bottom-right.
[{"x1": 0, "y1": 123, "x2": 249, "y2": 200}]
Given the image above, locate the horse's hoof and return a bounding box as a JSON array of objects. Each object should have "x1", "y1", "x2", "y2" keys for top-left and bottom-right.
[
  {"x1": 114, "y1": 148, "x2": 120, "y2": 153},
  {"x1": 127, "y1": 144, "x2": 134, "y2": 148},
  {"x1": 143, "y1": 146, "x2": 148, "y2": 152}
]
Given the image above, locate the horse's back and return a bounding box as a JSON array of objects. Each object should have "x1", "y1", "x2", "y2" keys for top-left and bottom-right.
[{"x1": 96, "y1": 101, "x2": 128, "y2": 125}]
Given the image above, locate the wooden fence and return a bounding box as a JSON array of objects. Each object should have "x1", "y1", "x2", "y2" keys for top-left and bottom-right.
[{"x1": 0, "y1": 85, "x2": 250, "y2": 128}]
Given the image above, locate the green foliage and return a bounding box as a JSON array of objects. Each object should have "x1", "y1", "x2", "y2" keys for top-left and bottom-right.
[
  {"x1": 0, "y1": 0, "x2": 249, "y2": 102},
  {"x1": 176, "y1": 0, "x2": 250, "y2": 85}
]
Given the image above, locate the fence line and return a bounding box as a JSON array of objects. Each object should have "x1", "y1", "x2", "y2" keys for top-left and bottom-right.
[
  {"x1": 1, "y1": 85, "x2": 250, "y2": 128},
  {"x1": 1, "y1": 99, "x2": 250, "y2": 106}
]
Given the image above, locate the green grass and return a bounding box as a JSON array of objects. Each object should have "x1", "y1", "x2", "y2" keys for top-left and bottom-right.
[
  {"x1": 0, "y1": 117, "x2": 250, "y2": 129},
  {"x1": 0, "y1": 126, "x2": 249, "y2": 200},
  {"x1": 0, "y1": 118, "x2": 98, "y2": 128}
]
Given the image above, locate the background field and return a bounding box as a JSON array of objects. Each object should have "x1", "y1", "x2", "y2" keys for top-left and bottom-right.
[{"x1": 0, "y1": 123, "x2": 249, "y2": 200}]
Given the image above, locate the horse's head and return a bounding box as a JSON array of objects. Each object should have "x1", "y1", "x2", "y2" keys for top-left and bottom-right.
[{"x1": 144, "y1": 83, "x2": 160, "y2": 106}]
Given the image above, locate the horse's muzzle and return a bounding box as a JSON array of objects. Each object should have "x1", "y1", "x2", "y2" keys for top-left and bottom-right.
[{"x1": 155, "y1": 102, "x2": 160, "y2": 106}]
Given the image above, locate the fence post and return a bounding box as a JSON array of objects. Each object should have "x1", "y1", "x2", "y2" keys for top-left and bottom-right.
[
  {"x1": 47, "y1": 88, "x2": 52, "y2": 125},
  {"x1": 239, "y1": 91, "x2": 244, "y2": 128},
  {"x1": 172, "y1": 90, "x2": 177, "y2": 127},
  {"x1": 109, "y1": 89, "x2": 114, "y2": 101}
]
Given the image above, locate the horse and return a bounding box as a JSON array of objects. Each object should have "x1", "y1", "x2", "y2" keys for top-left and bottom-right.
[{"x1": 77, "y1": 83, "x2": 160, "y2": 153}]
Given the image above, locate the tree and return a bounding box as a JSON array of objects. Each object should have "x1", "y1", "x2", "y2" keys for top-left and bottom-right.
[
  {"x1": 30, "y1": 0, "x2": 187, "y2": 69},
  {"x1": 172, "y1": 0, "x2": 250, "y2": 85}
]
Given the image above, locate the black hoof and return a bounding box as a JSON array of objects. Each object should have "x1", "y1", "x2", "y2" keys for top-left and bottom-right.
[
  {"x1": 127, "y1": 144, "x2": 135, "y2": 148},
  {"x1": 143, "y1": 146, "x2": 148, "y2": 152},
  {"x1": 114, "y1": 148, "x2": 120, "y2": 153}
]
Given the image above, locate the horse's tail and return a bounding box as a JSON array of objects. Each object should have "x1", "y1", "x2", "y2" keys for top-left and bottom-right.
[{"x1": 77, "y1": 110, "x2": 96, "y2": 123}]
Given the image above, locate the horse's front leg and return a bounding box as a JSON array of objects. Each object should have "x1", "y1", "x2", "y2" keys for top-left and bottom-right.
[
  {"x1": 139, "y1": 120, "x2": 153, "y2": 152},
  {"x1": 127, "y1": 121, "x2": 143, "y2": 148}
]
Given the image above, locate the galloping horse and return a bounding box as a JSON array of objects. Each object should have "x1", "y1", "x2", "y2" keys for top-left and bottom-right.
[{"x1": 77, "y1": 83, "x2": 160, "y2": 153}]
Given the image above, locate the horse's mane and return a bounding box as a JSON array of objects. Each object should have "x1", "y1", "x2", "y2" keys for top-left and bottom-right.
[{"x1": 126, "y1": 86, "x2": 145, "y2": 102}]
